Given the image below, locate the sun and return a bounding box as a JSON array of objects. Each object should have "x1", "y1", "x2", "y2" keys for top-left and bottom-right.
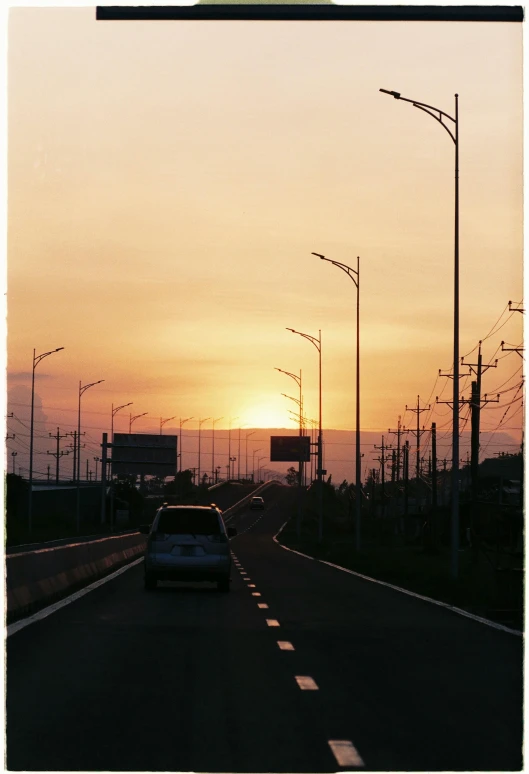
[{"x1": 238, "y1": 401, "x2": 296, "y2": 430}]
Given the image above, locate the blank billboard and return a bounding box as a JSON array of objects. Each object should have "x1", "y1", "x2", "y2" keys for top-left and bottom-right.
[
  {"x1": 112, "y1": 433, "x2": 177, "y2": 476},
  {"x1": 270, "y1": 435, "x2": 311, "y2": 462}
]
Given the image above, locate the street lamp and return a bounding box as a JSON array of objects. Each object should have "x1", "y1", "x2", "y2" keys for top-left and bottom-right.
[
  {"x1": 228, "y1": 416, "x2": 239, "y2": 475},
  {"x1": 112, "y1": 402, "x2": 133, "y2": 441},
  {"x1": 212, "y1": 417, "x2": 223, "y2": 483},
  {"x1": 198, "y1": 417, "x2": 211, "y2": 486},
  {"x1": 110, "y1": 402, "x2": 132, "y2": 526},
  {"x1": 380, "y1": 87, "x2": 460, "y2": 579},
  {"x1": 287, "y1": 327, "x2": 324, "y2": 542},
  {"x1": 77, "y1": 379, "x2": 104, "y2": 531},
  {"x1": 129, "y1": 412, "x2": 148, "y2": 433},
  {"x1": 160, "y1": 415, "x2": 176, "y2": 435},
  {"x1": 245, "y1": 430, "x2": 256, "y2": 480},
  {"x1": 28, "y1": 346, "x2": 64, "y2": 533},
  {"x1": 229, "y1": 456, "x2": 237, "y2": 480},
  {"x1": 314, "y1": 251, "x2": 362, "y2": 552},
  {"x1": 252, "y1": 448, "x2": 261, "y2": 483},
  {"x1": 179, "y1": 417, "x2": 193, "y2": 473},
  {"x1": 257, "y1": 456, "x2": 266, "y2": 483}
]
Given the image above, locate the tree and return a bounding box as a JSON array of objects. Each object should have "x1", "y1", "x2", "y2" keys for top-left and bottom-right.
[{"x1": 285, "y1": 466, "x2": 298, "y2": 486}]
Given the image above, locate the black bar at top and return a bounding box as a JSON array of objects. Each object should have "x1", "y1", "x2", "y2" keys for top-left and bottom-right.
[{"x1": 96, "y1": 5, "x2": 523, "y2": 22}]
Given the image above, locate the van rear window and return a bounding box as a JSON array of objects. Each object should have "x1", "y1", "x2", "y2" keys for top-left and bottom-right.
[{"x1": 156, "y1": 509, "x2": 221, "y2": 535}]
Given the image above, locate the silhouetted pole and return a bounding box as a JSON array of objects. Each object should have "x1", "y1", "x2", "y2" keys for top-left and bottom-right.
[
  {"x1": 28, "y1": 346, "x2": 64, "y2": 534},
  {"x1": 314, "y1": 253, "x2": 361, "y2": 550},
  {"x1": 77, "y1": 379, "x2": 104, "y2": 532},
  {"x1": 287, "y1": 327, "x2": 323, "y2": 542},
  {"x1": 380, "y1": 87, "x2": 460, "y2": 579}
]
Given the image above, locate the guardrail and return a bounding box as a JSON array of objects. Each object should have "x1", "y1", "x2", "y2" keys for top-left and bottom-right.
[
  {"x1": 6, "y1": 532, "x2": 147, "y2": 621},
  {"x1": 6, "y1": 481, "x2": 283, "y2": 620}
]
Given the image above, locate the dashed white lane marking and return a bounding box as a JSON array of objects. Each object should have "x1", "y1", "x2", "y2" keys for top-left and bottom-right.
[
  {"x1": 295, "y1": 675, "x2": 319, "y2": 690},
  {"x1": 272, "y1": 522, "x2": 523, "y2": 637},
  {"x1": 328, "y1": 740, "x2": 365, "y2": 768},
  {"x1": 277, "y1": 641, "x2": 295, "y2": 651},
  {"x1": 258, "y1": 603, "x2": 269, "y2": 609},
  {"x1": 7, "y1": 557, "x2": 144, "y2": 637},
  {"x1": 251, "y1": 592, "x2": 261, "y2": 597},
  {"x1": 266, "y1": 619, "x2": 280, "y2": 627},
  {"x1": 248, "y1": 583, "x2": 256, "y2": 588}
]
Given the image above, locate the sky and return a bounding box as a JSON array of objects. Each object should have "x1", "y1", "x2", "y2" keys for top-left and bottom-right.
[{"x1": 4, "y1": 5, "x2": 524, "y2": 482}]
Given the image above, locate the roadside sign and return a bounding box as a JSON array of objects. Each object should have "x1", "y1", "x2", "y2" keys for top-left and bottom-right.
[
  {"x1": 270, "y1": 435, "x2": 311, "y2": 462},
  {"x1": 112, "y1": 433, "x2": 177, "y2": 476}
]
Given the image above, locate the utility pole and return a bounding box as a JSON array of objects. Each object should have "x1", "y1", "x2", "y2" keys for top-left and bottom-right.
[
  {"x1": 405, "y1": 396, "x2": 430, "y2": 481},
  {"x1": 48, "y1": 427, "x2": 70, "y2": 484},
  {"x1": 388, "y1": 416, "x2": 409, "y2": 482},
  {"x1": 462, "y1": 342, "x2": 498, "y2": 524},
  {"x1": 403, "y1": 441, "x2": 410, "y2": 517},
  {"x1": 11, "y1": 451, "x2": 17, "y2": 475},
  {"x1": 66, "y1": 431, "x2": 78, "y2": 481},
  {"x1": 374, "y1": 436, "x2": 393, "y2": 517}
]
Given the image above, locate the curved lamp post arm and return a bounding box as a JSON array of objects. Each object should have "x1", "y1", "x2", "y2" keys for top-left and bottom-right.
[
  {"x1": 34, "y1": 346, "x2": 64, "y2": 369},
  {"x1": 312, "y1": 253, "x2": 359, "y2": 289},
  {"x1": 286, "y1": 328, "x2": 320, "y2": 353},
  {"x1": 113, "y1": 402, "x2": 132, "y2": 417},
  {"x1": 275, "y1": 367, "x2": 301, "y2": 388},
  {"x1": 379, "y1": 89, "x2": 456, "y2": 143}
]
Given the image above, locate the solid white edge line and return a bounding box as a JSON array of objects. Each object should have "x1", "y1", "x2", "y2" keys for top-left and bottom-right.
[
  {"x1": 6, "y1": 557, "x2": 144, "y2": 637},
  {"x1": 272, "y1": 522, "x2": 523, "y2": 637}
]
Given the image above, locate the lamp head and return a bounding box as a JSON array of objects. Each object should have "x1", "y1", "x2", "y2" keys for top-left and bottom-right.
[
  {"x1": 379, "y1": 88, "x2": 401, "y2": 99},
  {"x1": 311, "y1": 252, "x2": 325, "y2": 259}
]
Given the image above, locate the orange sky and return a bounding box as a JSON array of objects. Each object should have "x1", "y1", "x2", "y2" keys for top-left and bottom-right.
[{"x1": 5, "y1": 7, "x2": 524, "y2": 480}]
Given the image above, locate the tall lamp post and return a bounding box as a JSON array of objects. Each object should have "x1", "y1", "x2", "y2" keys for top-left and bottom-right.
[
  {"x1": 228, "y1": 416, "x2": 239, "y2": 479},
  {"x1": 252, "y1": 448, "x2": 261, "y2": 483},
  {"x1": 212, "y1": 417, "x2": 223, "y2": 482},
  {"x1": 160, "y1": 415, "x2": 176, "y2": 435},
  {"x1": 179, "y1": 417, "x2": 193, "y2": 473},
  {"x1": 380, "y1": 87, "x2": 460, "y2": 579},
  {"x1": 28, "y1": 346, "x2": 64, "y2": 533},
  {"x1": 112, "y1": 402, "x2": 133, "y2": 441},
  {"x1": 245, "y1": 430, "x2": 256, "y2": 480},
  {"x1": 110, "y1": 402, "x2": 132, "y2": 525},
  {"x1": 287, "y1": 327, "x2": 323, "y2": 542},
  {"x1": 198, "y1": 417, "x2": 211, "y2": 486},
  {"x1": 313, "y1": 252, "x2": 362, "y2": 552},
  {"x1": 257, "y1": 456, "x2": 266, "y2": 483},
  {"x1": 77, "y1": 379, "x2": 104, "y2": 532}
]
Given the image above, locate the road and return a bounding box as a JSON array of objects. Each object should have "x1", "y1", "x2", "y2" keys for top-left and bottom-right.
[{"x1": 7, "y1": 484, "x2": 523, "y2": 771}]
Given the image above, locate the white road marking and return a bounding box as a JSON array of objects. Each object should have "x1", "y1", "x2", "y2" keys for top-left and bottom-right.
[
  {"x1": 248, "y1": 583, "x2": 256, "y2": 588},
  {"x1": 328, "y1": 740, "x2": 365, "y2": 768},
  {"x1": 277, "y1": 641, "x2": 295, "y2": 651},
  {"x1": 251, "y1": 592, "x2": 261, "y2": 597},
  {"x1": 6, "y1": 557, "x2": 144, "y2": 637},
  {"x1": 257, "y1": 603, "x2": 269, "y2": 608},
  {"x1": 266, "y1": 619, "x2": 280, "y2": 627},
  {"x1": 272, "y1": 523, "x2": 523, "y2": 637},
  {"x1": 295, "y1": 675, "x2": 319, "y2": 690}
]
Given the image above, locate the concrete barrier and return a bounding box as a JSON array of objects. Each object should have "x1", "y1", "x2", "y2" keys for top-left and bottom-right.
[{"x1": 6, "y1": 532, "x2": 147, "y2": 620}]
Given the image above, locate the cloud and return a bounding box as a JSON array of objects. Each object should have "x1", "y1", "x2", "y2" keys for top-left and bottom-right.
[{"x1": 7, "y1": 371, "x2": 52, "y2": 381}]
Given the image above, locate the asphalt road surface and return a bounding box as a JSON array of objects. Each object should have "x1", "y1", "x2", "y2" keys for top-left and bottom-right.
[{"x1": 7, "y1": 484, "x2": 523, "y2": 771}]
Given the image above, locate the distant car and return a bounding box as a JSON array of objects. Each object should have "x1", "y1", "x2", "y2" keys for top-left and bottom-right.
[
  {"x1": 250, "y1": 496, "x2": 265, "y2": 510},
  {"x1": 140, "y1": 504, "x2": 237, "y2": 592}
]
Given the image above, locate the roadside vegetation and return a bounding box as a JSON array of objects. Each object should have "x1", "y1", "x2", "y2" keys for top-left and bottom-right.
[{"x1": 278, "y1": 475, "x2": 523, "y2": 630}]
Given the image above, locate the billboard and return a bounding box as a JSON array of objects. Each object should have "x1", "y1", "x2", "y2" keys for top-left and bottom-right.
[
  {"x1": 270, "y1": 435, "x2": 311, "y2": 462},
  {"x1": 112, "y1": 433, "x2": 177, "y2": 476}
]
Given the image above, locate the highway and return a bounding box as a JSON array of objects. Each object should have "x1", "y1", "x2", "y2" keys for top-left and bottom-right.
[{"x1": 7, "y1": 484, "x2": 523, "y2": 771}]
